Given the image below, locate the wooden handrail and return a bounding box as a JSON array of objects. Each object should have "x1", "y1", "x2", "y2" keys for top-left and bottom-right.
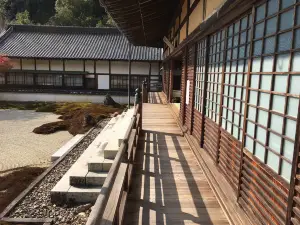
[{"x1": 86, "y1": 104, "x2": 141, "y2": 225}]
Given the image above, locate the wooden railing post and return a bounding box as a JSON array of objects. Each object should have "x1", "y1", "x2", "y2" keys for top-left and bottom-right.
[{"x1": 142, "y1": 80, "x2": 148, "y2": 103}]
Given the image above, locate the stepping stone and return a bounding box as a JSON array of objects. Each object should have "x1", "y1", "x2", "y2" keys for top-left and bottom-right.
[{"x1": 51, "y1": 134, "x2": 84, "y2": 162}]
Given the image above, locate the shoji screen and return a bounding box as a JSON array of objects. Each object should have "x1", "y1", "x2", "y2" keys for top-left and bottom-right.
[
  {"x1": 194, "y1": 39, "x2": 207, "y2": 113},
  {"x1": 193, "y1": 38, "x2": 207, "y2": 142},
  {"x1": 244, "y1": 0, "x2": 300, "y2": 182},
  {"x1": 240, "y1": 1, "x2": 300, "y2": 224},
  {"x1": 219, "y1": 12, "x2": 252, "y2": 193},
  {"x1": 203, "y1": 30, "x2": 225, "y2": 161},
  {"x1": 221, "y1": 13, "x2": 252, "y2": 141}
]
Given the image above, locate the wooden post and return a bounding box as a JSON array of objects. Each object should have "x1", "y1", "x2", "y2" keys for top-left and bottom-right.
[
  {"x1": 169, "y1": 60, "x2": 174, "y2": 103},
  {"x1": 142, "y1": 80, "x2": 148, "y2": 103},
  {"x1": 140, "y1": 102, "x2": 143, "y2": 132},
  {"x1": 286, "y1": 98, "x2": 300, "y2": 224}
]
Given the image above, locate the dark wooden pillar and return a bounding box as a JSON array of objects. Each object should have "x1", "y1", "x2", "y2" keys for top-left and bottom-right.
[
  {"x1": 286, "y1": 99, "x2": 300, "y2": 224},
  {"x1": 180, "y1": 47, "x2": 188, "y2": 126},
  {"x1": 168, "y1": 60, "x2": 174, "y2": 103}
]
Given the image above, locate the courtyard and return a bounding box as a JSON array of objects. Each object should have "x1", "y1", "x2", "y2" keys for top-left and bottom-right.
[{"x1": 0, "y1": 109, "x2": 73, "y2": 172}]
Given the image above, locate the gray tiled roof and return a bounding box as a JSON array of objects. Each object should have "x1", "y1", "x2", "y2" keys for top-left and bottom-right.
[{"x1": 0, "y1": 25, "x2": 163, "y2": 61}]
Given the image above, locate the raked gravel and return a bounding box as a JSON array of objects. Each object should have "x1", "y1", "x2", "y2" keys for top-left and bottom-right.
[
  {"x1": 9, "y1": 119, "x2": 110, "y2": 225},
  {"x1": 0, "y1": 109, "x2": 73, "y2": 172}
]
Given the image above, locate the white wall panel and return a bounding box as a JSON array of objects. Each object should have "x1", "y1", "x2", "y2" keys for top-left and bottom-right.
[
  {"x1": 110, "y1": 61, "x2": 128, "y2": 74},
  {"x1": 131, "y1": 62, "x2": 149, "y2": 75},
  {"x1": 10, "y1": 58, "x2": 21, "y2": 70},
  {"x1": 98, "y1": 75, "x2": 109, "y2": 89},
  {"x1": 150, "y1": 62, "x2": 160, "y2": 75},
  {"x1": 65, "y1": 60, "x2": 84, "y2": 71},
  {"x1": 36, "y1": 60, "x2": 50, "y2": 70},
  {"x1": 85, "y1": 60, "x2": 94, "y2": 73},
  {"x1": 50, "y1": 60, "x2": 63, "y2": 71},
  {"x1": 96, "y1": 61, "x2": 109, "y2": 73},
  {"x1": 22, "y1": 59, "x2": 35, "y2": 70}
]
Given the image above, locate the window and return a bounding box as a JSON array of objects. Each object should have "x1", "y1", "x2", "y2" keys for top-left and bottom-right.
[
  {"x1": 111, "y1": 75, "x2": 128, "y2": 90},
  {"x1": 37, "y1": 74, "x2": 62, "y2": 86},
  {"x1": 130, "y1": 75, "x2": 148, "y2": 91},
  {"x1": 64, "y1": 75, "x2": 83, "y2": 87},
  {"x1": 194, "y1": 38, "x2": 207, "y2": 113},
  {"x1": 7, "y1": 72, "x2": 34, "y2": 85},
  {"x1": 244, "y1": 0, "x2": 300, "y2": 182},
  {"x1": 222, "y1": 13, "x2": 252, "y2": 140},
  {"x1": 85, "y1": 75, "x2": 95, "y2": 89},
  {"x1": 205, "y1": 30, "x2": 226, "y2": 123},
  {"x1": 0, "y1": 73, "x2": 5, "y2": 84}
]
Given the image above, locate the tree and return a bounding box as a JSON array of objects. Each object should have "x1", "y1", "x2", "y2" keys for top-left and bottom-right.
[
  {"x1": 0, "y1": 0, "x2": 8, "y2": 29},
  {"x1": 49, "y1": 0, "x2": 104, "y2": 27},
  {"x1": 97, "y1": 14, "x2": 115, "y2": 27},
  {"x1": 0, "y1": 0, "x2": 110, "y2": 27},
  {"x1": 0, "y1": 55, "x2": 13, "y2": 72},
  {"x1": 13, "y1": 10, "x2": 31, "y2": 24}
]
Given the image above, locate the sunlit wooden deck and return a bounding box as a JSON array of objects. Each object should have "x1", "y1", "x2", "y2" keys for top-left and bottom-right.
[{"x1": 124, "y1": 101, "x2": 230, "y2": 225}]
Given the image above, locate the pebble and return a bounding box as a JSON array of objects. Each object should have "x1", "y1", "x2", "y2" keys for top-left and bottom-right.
[{"x1": 8, "y1": 120, "x2": 109, "y2": 224}]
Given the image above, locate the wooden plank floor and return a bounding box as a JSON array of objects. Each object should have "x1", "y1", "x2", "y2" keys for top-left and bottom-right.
[
  {"x1": 148, "y1": 92, "x2": 167, "y2": 104},
  {"x1": 124, "y1": 103, "x2": 230, "y2": 225}
]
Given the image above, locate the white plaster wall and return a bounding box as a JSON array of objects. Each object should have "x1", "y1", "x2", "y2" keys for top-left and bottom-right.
[
  {"x1": 98, "y1": 75, "x2": 109, "y2": 89},
  {"x1": 22, "y1": 59, "x2": 35, "y2": 70},
  {"x1": 131, "y1": 62, "x2": 149, "y2": 75},
  {"x1": 110, "y1": 61, "x2": 128, "y2": 74},
  {"x1": 65, "y1": 60, "x2": 84, "y2": 71},
  {"x1": 96, "y1": 61, "x2": 109, "y2": 73},
  {"x1": 0, "y1": 92, "x2": 134, "y2": 104},
  {"x1": 50, "y1": 60, "x2": 63, "y2": 71},
  {"x1": 150, "y1": 62, "x2": 160, "y2": 75},
  {"x1": 85, "y1": 60, "x2": 94, "y2": 73},
  {"x1": 10, "y1": 58, "x2": 21, "y2": 70},
  {"x1": 36, "y1": 60, "x2": 50, "y2": 71}
]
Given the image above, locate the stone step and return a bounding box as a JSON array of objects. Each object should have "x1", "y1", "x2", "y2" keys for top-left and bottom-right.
[
  {"x1": 51, "y1": 184, "x2": 102, "y2": 204},
  {"x1": 51, "y1": 134, "x2": 84, "y2": 162},
  {"x1": 88, "y1": 157, "x2": 114, "y2": 172},
  {"x1": 86, "y1": 172, "x2": 107, "y2": 186},
  {"x1": 50, "y1": 109, "x2": 135, "y2": 205},
  {"x1": 104, "y1": 149, "x2": 119, "y2": 159}
]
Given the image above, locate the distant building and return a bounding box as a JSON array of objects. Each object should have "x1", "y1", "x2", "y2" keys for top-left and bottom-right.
[{"x1": 0, "y1": 25, "x2": 163, "y2": 103}]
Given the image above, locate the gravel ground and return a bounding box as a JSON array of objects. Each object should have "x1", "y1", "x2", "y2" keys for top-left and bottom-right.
[
  {"x1": 8, "y1": 119, "x2": 110, "y2": 225},
  {"x1": 0, "y1": 109, "x2": 73, "y2": 172}
]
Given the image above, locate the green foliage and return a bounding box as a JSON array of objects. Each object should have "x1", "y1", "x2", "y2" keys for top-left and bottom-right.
[
  {"x1": 12, "y1": 10, "x2": 31, "y2": 24},
  {"x1": 1, "y1": 0, "x2": 110, "y2": 27},
  {"x1": 49, "y1": 0, "x2": 109, "y2": 27}
]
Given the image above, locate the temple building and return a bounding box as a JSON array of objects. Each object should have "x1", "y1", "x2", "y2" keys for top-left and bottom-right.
[{"x1": 0, "y1": 25, "x2": 163, "y2": 103}]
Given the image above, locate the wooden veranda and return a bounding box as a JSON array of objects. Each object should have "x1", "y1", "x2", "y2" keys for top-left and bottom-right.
[
  {"x1": 123, "y1": 101, "x2": 230, "y2": 225},
  {"x1": 87, "y1": 91, "x2": 251, "y2": 225}
]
